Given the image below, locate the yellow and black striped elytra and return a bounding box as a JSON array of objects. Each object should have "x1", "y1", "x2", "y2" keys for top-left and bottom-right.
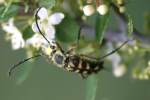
[
  {"x1": 40, "y1": 40, "x2": 104, "y2": 79},
  {"x1": 64, "y1": 55, "x2": 104, "y2": 78}
]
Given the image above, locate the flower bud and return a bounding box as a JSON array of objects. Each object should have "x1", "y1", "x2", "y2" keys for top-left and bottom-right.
[
  {"x1": 97, "y1": 4, "x2": 108, "y2": 15},
  {"x1": 119, "y1": 6, "x2": 126, "y2": 13},
  {"x1": 83, "y1": 5, "x2": 95, "y2": 16},
  {"x1": 113, "y1": 64, "x2": 126, "y2": 77}
]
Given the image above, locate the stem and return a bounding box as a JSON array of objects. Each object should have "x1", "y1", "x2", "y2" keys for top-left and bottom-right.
[{"x1": 111, "y1": 2, "x2": 150, "y2": 46}]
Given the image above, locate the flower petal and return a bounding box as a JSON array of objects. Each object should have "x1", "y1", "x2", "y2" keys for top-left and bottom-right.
[
  {"x1": 2, "y1": 18, "x2": 18, "y2": 34},
  {"x1": 43, "y1": 24, "x2": 56, "y2": 40},
  {"x1": 32, "y1": 21, "x2": 40, "y2": 33},
  {"x1": 2, "y1": 18, "x2": 25, "y2": 50},
  {"x1": 11, "y1": 34, "x2": 25, "y2": 50},
  {"x1": 48, "y1": 12, "x2": 65, "y2": 25},
  {"x1": 37, "y1": 7, "x2": 48, "y2": 20},
  {"x1": 26, "y1": 34, "x2": 48, "y2": 49}
]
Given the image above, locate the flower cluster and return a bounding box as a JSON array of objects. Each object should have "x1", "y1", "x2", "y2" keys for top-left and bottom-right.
[
  {"x1": 82, "y1": 0, "x2": 126, "y2": 16},
  {"x1": 2, "y1": 18, "x2": 25, "y2": 50},
  {"x1": 133, "y1": 61, "x2": 150, "y2": 80},
  {"x1": 27, "y1": 7, "x2": 65, "y2": 49},
  {"x1": 2, "y1": 7, "x2": 65, "y2": 50}
]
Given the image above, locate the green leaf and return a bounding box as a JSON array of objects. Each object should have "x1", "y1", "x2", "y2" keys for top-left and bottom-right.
[
  {"x1": 22, "y1": 25, "x2": 35, "y2": 40},
  {"x1": 0, "y1": 6, "x2": 5, "y2": 17},
  {"x1": 14, "y1": 60, "x2": 35, "y2": 85},
  {"x1": 0, "y1": 4, "x2": 19, "y2": 21},
  {"x1": 127, "y1": 14, "x2": 133, "y2": 38},
  {"x1": 39, "y1": 0, "x2": 56, "y2": 9},
  {"x1": 144, "y1": 13, "x2": 150, "y2": 33},
  {"x1": 1, "y1": 1, "x2": 12, "y2": 18},
  {"x1": 86, "y1": 74, "x2": 98, "y2": 100},
  {"x1": 95, "y1": 13, "x2": 110, "y2": 45},
  {"x1": 56, "y1": 16, "x2": 79, "y2": 43}
]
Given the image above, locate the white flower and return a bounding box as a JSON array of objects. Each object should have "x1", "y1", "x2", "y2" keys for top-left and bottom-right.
[
  {"x1": 26, "y1": 34, "x2": 46, "y2": 49},
  {"x1": 107, "y1": 42, "x2": 121, "y2": 67},
  {"x1": 2, "y1": 18, "x2": 25, "y2": 50},
  {"x1": 27, "y1": 7, "x2": 65, "y2": 50},
  {"x1": 107, "y1": 42, "x2": 126, "y2": 77},
  {"x1": 107, "y1": 52, "x2": 121, "y2": 68},
  {"x1": 32, "y1": 7, "x2": 65, "y2": 41}
]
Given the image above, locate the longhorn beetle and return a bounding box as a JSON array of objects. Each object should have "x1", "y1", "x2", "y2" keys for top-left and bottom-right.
[{"x1": 8, "y1": 7, "x2": 132, "y2": 79}]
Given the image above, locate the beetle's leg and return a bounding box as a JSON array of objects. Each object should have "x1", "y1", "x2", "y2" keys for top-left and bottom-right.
[
  {"x1": 80, "y1": 73, "x2": 88, "y2": 79},
  {"x1": 77, "y1": 27, "x2": 82, "y2": 47},
  {"x1": 66, "y1": 27, "x2": 82, "y2": 54},
  {"x1": 66, "y1": 46, "x2": 77, "y2": 54},
  {"x1": 80, "y1": 54, "x2": 98, "y2": 62}
]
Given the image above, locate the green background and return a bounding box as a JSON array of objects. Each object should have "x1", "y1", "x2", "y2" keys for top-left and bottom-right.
[{"x1": 0, "y1": 0, "x2": 150, "y2": 100}]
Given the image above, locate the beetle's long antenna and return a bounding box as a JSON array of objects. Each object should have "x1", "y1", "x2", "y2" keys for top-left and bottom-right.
[
  {"x1": 99, "y1": 39, "x2": 133, "y2": 61},
  {"x1": 35, "y1": 7, "x2": 51, "y2": 45},
  {"x1": 8, "y1": 54, "x2": 41, "y2": 76}
]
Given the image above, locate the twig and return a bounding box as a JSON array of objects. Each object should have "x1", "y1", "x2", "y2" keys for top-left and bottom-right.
[{"x1": 111, "y1": 3, "x2": 150, "y2": 46}]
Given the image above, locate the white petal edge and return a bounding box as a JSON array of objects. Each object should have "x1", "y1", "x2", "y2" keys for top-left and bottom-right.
[
  {"x1": 32, "y1": 21, "x2": 40, "y2": 33},
  {"x1": 43, "y1": 24, "x2": 56, "y2": 40},
  {"x1": 2, "y1": 18, "x2": 20, "y2": 35},
  {"x1": 11, "y1": 34, "x2": 25, "y2": 50},
  {"x1": 37, "y1": 7, "x2": 48, "y2": 20},
  {"x1": 48, "y1": 12, "x2": 65, "y2": 25},
  {"x1": 26, "y1": 34, "x2": 48, "y2": 49}
]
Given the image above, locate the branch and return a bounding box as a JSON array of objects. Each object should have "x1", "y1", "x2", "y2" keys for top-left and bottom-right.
[{"x1": 111, "y1": 3, "x2": 150, "y2": 47}]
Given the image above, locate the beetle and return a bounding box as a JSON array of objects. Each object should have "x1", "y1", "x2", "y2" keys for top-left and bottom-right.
[{"x1": 9, "y1": 7, "x2": 131, "y2": 79}]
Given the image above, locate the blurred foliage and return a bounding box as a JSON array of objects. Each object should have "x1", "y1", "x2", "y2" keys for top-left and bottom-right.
[
  {"x1": 86, "y1": 74, "x2": 98, "y2": 100},
  {"x1": 144, "y1": 12, "x2": 150, "y2": 34},
  {"x1": 0, "y1": 4, "x2": 19, "y2": 21},
  {"x1": 56, "y1": 15, "x2": 79, "y2": 43},
  {"x1": 0, "y1": 0, "x2": 150, "y2": 100},
  {"x1": 127, "y1": 14, "x2": 133, "y2": 37},
  {"x1": 14, "y1": 60, "x2": 35, "y2": 85}
]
